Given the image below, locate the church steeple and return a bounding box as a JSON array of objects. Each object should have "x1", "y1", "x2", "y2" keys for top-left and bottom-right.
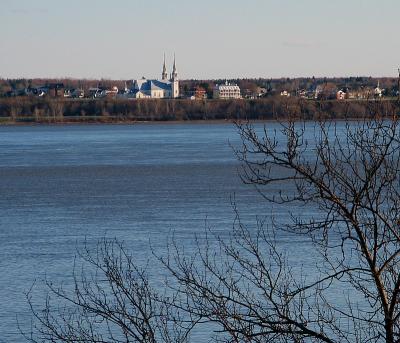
[
  {"x1": 162, "y1": 53, "x2": 168, "y2": 80},
  {"x1": 171, "y1": 54, "x2": 178, "y2": 81}
]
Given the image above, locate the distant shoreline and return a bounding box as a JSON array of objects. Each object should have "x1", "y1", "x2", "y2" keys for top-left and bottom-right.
[
  {"x1": 0, "y1": 118, "x2": 240, "y2": 126},
  {"x1": 0, "y1": 117, "x2": 277, "y2": 126},
  {"x1": 0, "y1": 98, "x2": 398, "y2": 125},
  {"x1": 0, "y1": 117, "x2": 396, "y2": 127}
]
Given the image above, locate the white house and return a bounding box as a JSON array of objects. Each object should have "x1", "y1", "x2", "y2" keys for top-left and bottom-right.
[
  {"x1": 336, "y1": 89, "x2": 347, "y2": 100},
  {"x1": 374, "y1": 81, "x2": 384, "y2": 98},
  {"x1": 213, "y1": 82, "x2": 241, "y2": 99}
]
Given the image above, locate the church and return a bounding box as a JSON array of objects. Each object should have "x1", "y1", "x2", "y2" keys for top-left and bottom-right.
[{"x1": 129, "y1": 56, "x2": 179, "y2": 99}]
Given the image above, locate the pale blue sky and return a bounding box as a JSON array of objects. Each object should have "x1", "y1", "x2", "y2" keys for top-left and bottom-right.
[{"x1": 1, "y1": 0, "x2": 399, "y2": 79}]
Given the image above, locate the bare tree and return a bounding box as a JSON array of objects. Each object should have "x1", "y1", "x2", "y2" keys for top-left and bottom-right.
[
  {"x1": 48, "y1": 100, "x2": 64, "y2": 122},
  {"x1": 26, "y1": 116, "x2": 400, "y2": 343},
  {"x1": 161, "y1": 117, "x2": 400, "y2": 343},
  {"x1": 23, "y1": 239, "x2": 191, "y2": 343}
]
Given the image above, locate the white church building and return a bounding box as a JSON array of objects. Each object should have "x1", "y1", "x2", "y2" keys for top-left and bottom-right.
[{"x1": 129, "y1": 56, "x2": 179, "y2": 99}]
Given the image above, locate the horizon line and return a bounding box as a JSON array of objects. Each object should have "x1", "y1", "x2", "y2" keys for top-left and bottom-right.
[{"x1": 0, "y1": 75, "x2": 398, "y2": 81}]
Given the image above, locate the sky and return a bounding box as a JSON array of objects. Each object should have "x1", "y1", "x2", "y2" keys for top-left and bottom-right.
[{"x1": 0, "y1": 0, "x2": 399, "y2": 79}]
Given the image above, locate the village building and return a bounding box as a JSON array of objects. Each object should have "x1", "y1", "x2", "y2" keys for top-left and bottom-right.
[
  {"x1": 243, "y1": 86, "x2": 267, "y2": 99},
  {"x1": 336, "y1": 89, "x2": 347, "y2": 100},
  {"x1": 374, "y1": 81, "x2": 384, "y2": 98},
  {"x1": 187, "y1": 86, "x2": 207, "y2": 100},
  {"x1": 64, "y1": 88, "x2": 84, "y2": 98},
  {"x1": 213, "y1": 82, "x2": 241, "y2": 99},
  {"x1": 336, "y1": 87, "x2": 350, "y2": 100},
  {"x1": 297, "y1": 89, "x2": 309, "y2": 99},
  {"x1": 127, "y1": 56, "x2": 180, "y2": 99},
  {"x1": 347, "y1": 87, "x2": 374, "y2": 100}
]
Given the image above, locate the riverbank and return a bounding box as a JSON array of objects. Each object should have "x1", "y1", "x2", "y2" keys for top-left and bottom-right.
[
  {"x1": 0, "y1": 117, "x2": 242, "y2": 125},
  {"x1": 0, "y1": 97, "x2": 398, "y2": 124}
]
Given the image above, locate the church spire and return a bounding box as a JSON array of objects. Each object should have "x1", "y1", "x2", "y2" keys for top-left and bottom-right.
[
  {"x1": 171, "y1": 53, "x2": 178, "y2": 81},
  {"x1": 162, "y1": 53, "x2": 168, "y2": 80}
]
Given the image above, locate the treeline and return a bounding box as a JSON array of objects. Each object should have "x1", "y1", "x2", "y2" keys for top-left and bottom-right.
[
  {"x1": 182, "y1": 76, "x2": 400, "y2": 95},
  {"x1": 0, "y1": 97, "x2": 398, "y2": 123},
  {"x1": 0, "y1": 78, "x2": 126, "y2": 96},
  {"x1": 2, "y1": 76, "x2": 399, "y2": 98}
]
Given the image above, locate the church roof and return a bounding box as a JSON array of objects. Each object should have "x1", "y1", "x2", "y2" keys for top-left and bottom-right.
[
  {"x1": 150, "y1": 80, "x2": 171, "y2": 90},
  {"x1": 133, "y1": 79, "x2": 172, "y2": 92}
]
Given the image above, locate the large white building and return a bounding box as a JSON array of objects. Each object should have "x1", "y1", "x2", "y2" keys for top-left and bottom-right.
[
  {"x1": 128, "y1": 56, "x2": 179, "y2": 99},
  {"x1": 213, "y1": 82, "x2": 241, "y2": 99}
]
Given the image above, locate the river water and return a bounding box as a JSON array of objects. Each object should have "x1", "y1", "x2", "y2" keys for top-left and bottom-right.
[{"x1": 0, "y1": 122, "x2": 340, "y2": 342}]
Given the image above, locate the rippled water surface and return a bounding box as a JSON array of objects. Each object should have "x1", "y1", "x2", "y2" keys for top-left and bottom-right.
[{"x1": 0, "y1": 122, "x2": 338, "y2": 342}]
